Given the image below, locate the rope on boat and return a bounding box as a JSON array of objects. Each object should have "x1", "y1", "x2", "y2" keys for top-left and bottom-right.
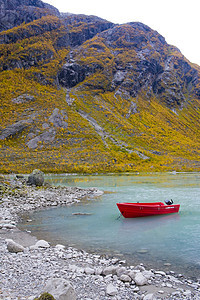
[{"x1": 116, "y1": 213, "x2": 122, "y2": 220}]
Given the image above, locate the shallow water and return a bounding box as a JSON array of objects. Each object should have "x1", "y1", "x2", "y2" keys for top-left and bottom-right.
[{"x1": 19, "y1": 172, "x2": 200, "y2": 278}]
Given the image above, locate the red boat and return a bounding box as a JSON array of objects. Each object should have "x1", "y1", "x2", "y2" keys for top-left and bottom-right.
[{"x1": 117, "y1": 202, "x2": 180, "y2": 218}]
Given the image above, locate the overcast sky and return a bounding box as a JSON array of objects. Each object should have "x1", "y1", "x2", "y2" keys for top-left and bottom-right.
[{"x1": 45, "y1": 0, "x2": 200, "y2": 66}]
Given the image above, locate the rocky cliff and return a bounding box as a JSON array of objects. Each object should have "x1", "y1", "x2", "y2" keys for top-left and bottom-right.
[
  {"x1": 0, "y1": 0, "x2": 60, "y2": 31},
  {"x1": 0, "y1": 0, "x2": 200, "y2": 173}
]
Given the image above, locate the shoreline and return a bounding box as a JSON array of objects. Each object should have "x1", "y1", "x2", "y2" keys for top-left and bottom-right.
[{"x1": 0, "y1": 175, "x2": 200, "y2": 299}]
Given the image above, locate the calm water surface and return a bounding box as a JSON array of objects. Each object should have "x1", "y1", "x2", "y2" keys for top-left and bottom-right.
[{"x1": 19, "y1": 172, "x2": 200, "y2": 277}]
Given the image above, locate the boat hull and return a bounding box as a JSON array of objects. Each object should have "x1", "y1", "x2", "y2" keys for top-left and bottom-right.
[{"x1": 117, "y1": 202, "x2": 180, "y2": 218}]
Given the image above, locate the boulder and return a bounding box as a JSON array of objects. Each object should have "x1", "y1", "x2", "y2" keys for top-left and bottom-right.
[
  {"x1": 27, "y1": 169, "x2": 44, "y2": 186},
  {"x1": 42, "y1": 278, "x2": 76, "y2": 300},
  {"x1": 6, "y1": 239, "x2": 25, "y2": 253}
]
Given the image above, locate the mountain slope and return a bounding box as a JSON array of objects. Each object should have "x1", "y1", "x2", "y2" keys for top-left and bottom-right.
[{"x1": 0, "y1": 0, "x2": 200, "y2": 173}]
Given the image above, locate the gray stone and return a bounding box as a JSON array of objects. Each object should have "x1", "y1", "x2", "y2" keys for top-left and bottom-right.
[
  {"x1": 42, "y1": 278, "x2": 76, "y2": 300},
  {"x1": 6, "y1": 239, "x2": 25, "y2": 253}
]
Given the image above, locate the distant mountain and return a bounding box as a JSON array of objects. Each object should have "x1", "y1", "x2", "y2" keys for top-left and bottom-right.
[{"x1": 0, "y1": 0, "x2": 199, "y2": 173}]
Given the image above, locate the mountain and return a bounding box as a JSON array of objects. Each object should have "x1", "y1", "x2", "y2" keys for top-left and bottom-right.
[{"x1": 0, "y1": 0, "x2": 200, "y2": 173}]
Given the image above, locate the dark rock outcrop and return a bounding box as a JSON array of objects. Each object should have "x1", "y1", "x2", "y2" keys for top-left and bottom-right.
[
  {"x1": 0, "y1": 0, "x2": 60, "y2": 32},
  {"x1": 58, "y1": 22, "x2": 200, "y2": 108}
]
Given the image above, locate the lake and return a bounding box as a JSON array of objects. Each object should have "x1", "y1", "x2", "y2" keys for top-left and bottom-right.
[{"x1": 19, "y1": 172, "x2": 200, "y2": 278}]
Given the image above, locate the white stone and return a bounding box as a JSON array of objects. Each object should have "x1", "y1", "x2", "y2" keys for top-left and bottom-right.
[
  {"x1": 106, "y1": 283, "x2": 118, "y2": 296},
  {"x1": 34, "y1": 240, "x2": 50, "y2": 248},
  {"x1": 134, "y1": 272, "x2": 148, "y2": 286},
  {"x1": 6, "y1": 239, "x2": 25, "y2": 253}
]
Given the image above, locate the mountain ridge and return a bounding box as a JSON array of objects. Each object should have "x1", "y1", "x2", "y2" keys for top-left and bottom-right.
[{"x1": 0, "y1": 0, "x2": 199, "y2": 173}]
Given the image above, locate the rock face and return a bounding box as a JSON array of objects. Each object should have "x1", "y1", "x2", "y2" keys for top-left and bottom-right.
[
  {"x1": 0, "y1": 0, "x2": 60, "y2": 32},
  {"x1": 0, "y1": 0, "x2": 200, "y2": 173},
  {"x1": 58, "y1": 22, "x2": 200, "y2": 108},
  {"x1": 27, "y1": 169, "x2": 44, "y2": 186}
]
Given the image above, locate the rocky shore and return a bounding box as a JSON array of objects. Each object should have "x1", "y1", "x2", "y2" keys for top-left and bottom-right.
[{"x1": 0, "y1": 175, "x2": 200, "y2": 299}]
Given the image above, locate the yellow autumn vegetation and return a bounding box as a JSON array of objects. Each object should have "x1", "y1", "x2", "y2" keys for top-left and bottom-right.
[{"x1": 0, "y1": 16, "x2": 200, "y2": 173}]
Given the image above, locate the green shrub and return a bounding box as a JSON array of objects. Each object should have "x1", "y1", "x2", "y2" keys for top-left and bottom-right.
[{"x1": 35, "y1": 292, "x2": 55, "y2": 300}]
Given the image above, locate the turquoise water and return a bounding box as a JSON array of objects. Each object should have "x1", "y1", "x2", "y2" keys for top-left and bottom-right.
[{"x1": 19, "y1": 172, "x2": 200, "y2": 278}]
